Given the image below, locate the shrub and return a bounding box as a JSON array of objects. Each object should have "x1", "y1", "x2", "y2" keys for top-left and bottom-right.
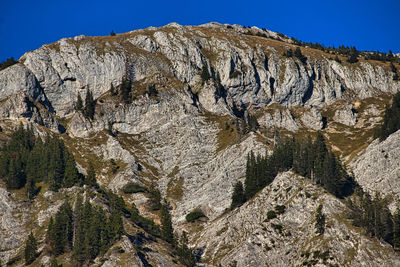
[
  {"x1": 274, "y1": 205, "x2": 286, "y2": 215},
  {"x1": 122, "y1": 183, "x2": 147, "y2": 194},
  {"x1": 267, "y1": 210, "x2": 277, "y2": 220},
  {"x1": 186, "y1": 210, "x2": 206, "y2": 222},
  {"x1": 110, "y1": 30, "x2": 116, "y2": 36}
]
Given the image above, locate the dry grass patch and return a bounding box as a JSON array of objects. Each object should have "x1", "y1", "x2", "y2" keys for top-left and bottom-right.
[{"x1": 203, "y1": 112, "x2": 238, "y2": 154}]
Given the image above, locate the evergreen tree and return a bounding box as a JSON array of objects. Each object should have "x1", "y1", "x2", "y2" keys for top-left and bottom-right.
[
  {"x1": 244, "y1": 152, "x2": 257, "y2": 199},
  {"x1": 393, "y1": 209, "x2": 400, "y2": 248},
  {"x1": 47, "y1": 217, "x2": 56, "y2": 253},
  {"x1": 177, "y1": 231, "x2": 196, "y2": 267},
  {"x1": 24, "y1": 232, "x2": 37, "y2": 265},
  {"x1": 200, "y1": 63, "x2": 211, "y2": 84},
  {"x1": 110, "y1": 208, "x2": 124, "y2": 238},
  {"x1": 63, "y1": 149, "x2": 80, "y2": 187},
  {"x1": 160, "y1": 202, "x2": 174, "y2": 244},
  {"x1": 75, "y1": 93, "x2": 83, "y2": 111},
  {"x1": 85, "y1": 163, "x2": 97, "y2": 187},
  {"x1": 72, "y1": 197, "x2": 87, "y2": 264},
  {"x1": 110, "y1": 83, "x2": 116, "y2": 96},
  {"x1": 120, "y1": 77, "x2": 132, "y2": 104},
  {"x1": 230, "y1": 181, "x2": 245, "y2": 209},
  {"x1": 347, "y1": 47, "x2": 359, "y2": 63},
  {"x1": 315, "y1": 204, "x2": 325, "y2": 235},
  {"x1": 49, "y1": 257, "x2": 60, "y2": 267},
  {"x1": 294, "y1": 47, "x2": 307, "y2": 64},
  {"x1": 83, "y1": 89, "x2": 95, "y2": 120}
]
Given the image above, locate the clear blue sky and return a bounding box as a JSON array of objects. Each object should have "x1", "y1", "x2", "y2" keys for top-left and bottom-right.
[{"x1": 1, "y1": 0, "x2": 399, "y2": 62}]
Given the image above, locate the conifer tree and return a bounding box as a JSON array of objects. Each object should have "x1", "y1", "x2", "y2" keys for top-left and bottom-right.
[
  {"x1": 110, "y1": 83, "x2": 116, "y2": 96},
  {"x1": 49, "y1": 257, "x2": 59, "y2": 267},
  {"x1": 120, "y1": 77, "x2": 132, "y2": 104},
  {"x1": 200, "y1": 63, "x2": 211, "y2": 84},
  {"x1": 84, "y1": 89, "x2": 95, "y2": 120},
  {"x1": 47, "y1": 216, "x2": 56, "y2": 254},
  {"x1": 315, "y1": 204, "x2": 325, "y2": 235},
  {"x1": 393, "y1": 209, "x2": 400, "y2": 248},
  {"x1": 63, "y1": 149, "x2": 80, "y2": 187},
  {"x1": 231, "y1": 181, "x2": 245, "y2": 209},
  {"x1": 160, "y1": 202, "x2": 174, "y2": 244},
  {"x1": 110, "y1": 209, "x2": 124, "y2": 241},
  {"x1": 76, "y1": 92, "x2": 83, "y2": 111},
  {"x1": 24, "y1": 232, "x2": 37, "y2": 265},
  {"x1": 85, "y1": 163, "x2": 97, "y2": 187},
  {"x1": 177, "y1": 231, "x2": 196, "y2": 267}
]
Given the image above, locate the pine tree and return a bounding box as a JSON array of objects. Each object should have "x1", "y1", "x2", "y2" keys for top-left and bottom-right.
[
  {"x1": 63, "y1": 149, "x2": 80, "y2": 187},
  {"x1": 49, "y1": 257, "x2": 59, "y2": 267},
  {"x1": 47, "y1": 216, "x2": 56, "y2": 254},
  {"x1": 160, "y1": 202, "x2": 174, "y2": 244},
  {"x1": 85, "y1": 162, "x2": 97, "y2": 187},
  {"x1": 24, "y1": 232, "x2": 37, "y2": 265},
  {"x1": 110, "y1": 83, "x2": 116, "y2": 96},
  {"x1": 315, "y1": 204, "x2": 325, "y2": 235},
  {"x1": 76, "y1": 92, "x2": 83, "y2": 111},
  {"x1": 393, "y1": 209, "x2": 400, "y2": 248},
  {"x1": 120, "y1": 77, "x2": 132, "y2": 104},
  {"x1": 109, "y1": 209, "x2": 124, "y2": 241},
  {"x1": 177, "y1": 231, "x2": 196, "y2": 267},
  {"x1": 347, "y1": 47, "x2": 359, "y2": 63},
  {"x1": 72, "y1": 197, "x2": 87, "y2": 264},
  {"x1": 84, "y1": 89, "x2": 95, "y2": 120},
  {"x1": 231, "y1": 181, "x2": 245, "y2": 209},
  {"x1": 200, "y1": 63, "x2": 211, "y2": 84},
  {"x1": 294, "y1": 47, "x2": 307, "y2": 64}
]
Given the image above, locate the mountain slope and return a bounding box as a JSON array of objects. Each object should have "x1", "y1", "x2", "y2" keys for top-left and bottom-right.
[{"x1": 0, "y1": 22, "x2": 400, "y2": 266}]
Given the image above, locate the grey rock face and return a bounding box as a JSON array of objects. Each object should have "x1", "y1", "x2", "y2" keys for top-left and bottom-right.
[
  {"x1": 0, "y1": 92, "x2": 60, "y2": 132},
  {"x1": 0, "y1": 23, "x2": 395, "y2": 119},
  {"x1": 350, "y1": 130, "x2": 400, "y2": 205},
  {"x1": 333, "y1": 104, "x2": 357, "y2": 126},
  {"x1": 194, "y1": 171, "x2": 399, "y2": 267},
  {"x1": 300, "y1": 108, "x2": 324, "y2": 130},
  {"x1": 0, "y1": 187, "x2": 29, "y2": 264},
  {"x1": 258, "y1": 107, "x2": 299, "y2": 131}
]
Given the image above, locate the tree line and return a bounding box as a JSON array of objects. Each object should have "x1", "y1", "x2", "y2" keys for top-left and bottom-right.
[
  {"x1": 0, "y1": 57, "x2": 18, "y2": 71},
  {"x1": 375, "y1": 91, "x2": 400, "y2": 141},
  {"x1": 46, "y1": 196, "x2": 124, "y2": 265},
  {"x1": 347, "y1": 188, "x2": 400, "y2": 248},
  {"x1": 231, "y1": 133, "x2": 355, "y2": 209},
  {"x1": 0, "y1": 125, "x2": 83, "y2": 198}
]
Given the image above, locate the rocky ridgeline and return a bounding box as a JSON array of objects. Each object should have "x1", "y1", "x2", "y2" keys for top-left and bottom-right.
[{"x1": 1, "y1": 22, "x2": 400, "y2": 266}]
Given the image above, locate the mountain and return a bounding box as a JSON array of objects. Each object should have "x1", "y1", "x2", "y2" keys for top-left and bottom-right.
[{"x1": 1, "y1": 22, "x2": 400, "y2": 266}]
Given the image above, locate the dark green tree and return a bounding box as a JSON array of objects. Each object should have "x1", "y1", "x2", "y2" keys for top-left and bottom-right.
[
  {"x1": 49, "y1": 257, "x2": 60, "y2": 267},
  {"x1": 110, "y1": 30, "x2": 116, "y2": 36},
  {"x1": 110, "y1": 83, "x2": 116, "y2": 96},
  {"x1": 393, "y1": 209, "x2": 400, "y2": 248},
  {"x1": 160, "y1": 202, "x2": 174, "y2": 244},
  {"x1": 120, "y1": 77, "x2": 132, "y2": 104},
  {"x1": 24, "y1": 232, "x2": 37, "y2": 265},
  {"x1": 83, "y1": 89, "x2": 95, "y2": 120},
  {"x1": 347, "y1": 47, "x2": 359, "y2": 63},
  {"x1": 75, "y1": 93, "x2": 83, "y2": 111},
  {"x1": 294, "y1": 47, "x2": 307, "y2": 64},
  {"x1": 200, "y1": 63, "x2": 211, "y2": 84},
  {"x1": 85, "y1": 163, "x2": 97, "y2": 187},
  {"x1": 315, "y1": 204, "x2": 325, "y2": 235},
  {"x1": 231, "y1": 181, "x2": 245, "y2": 209},
  {"x1": 177, "y1": 231, "x2": 196, "y2": 267}
]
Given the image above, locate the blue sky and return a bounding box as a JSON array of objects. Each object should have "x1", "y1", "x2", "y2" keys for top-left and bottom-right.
[{"x1": 1, "y1": 0, "x2": 399, "y2": 62}]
